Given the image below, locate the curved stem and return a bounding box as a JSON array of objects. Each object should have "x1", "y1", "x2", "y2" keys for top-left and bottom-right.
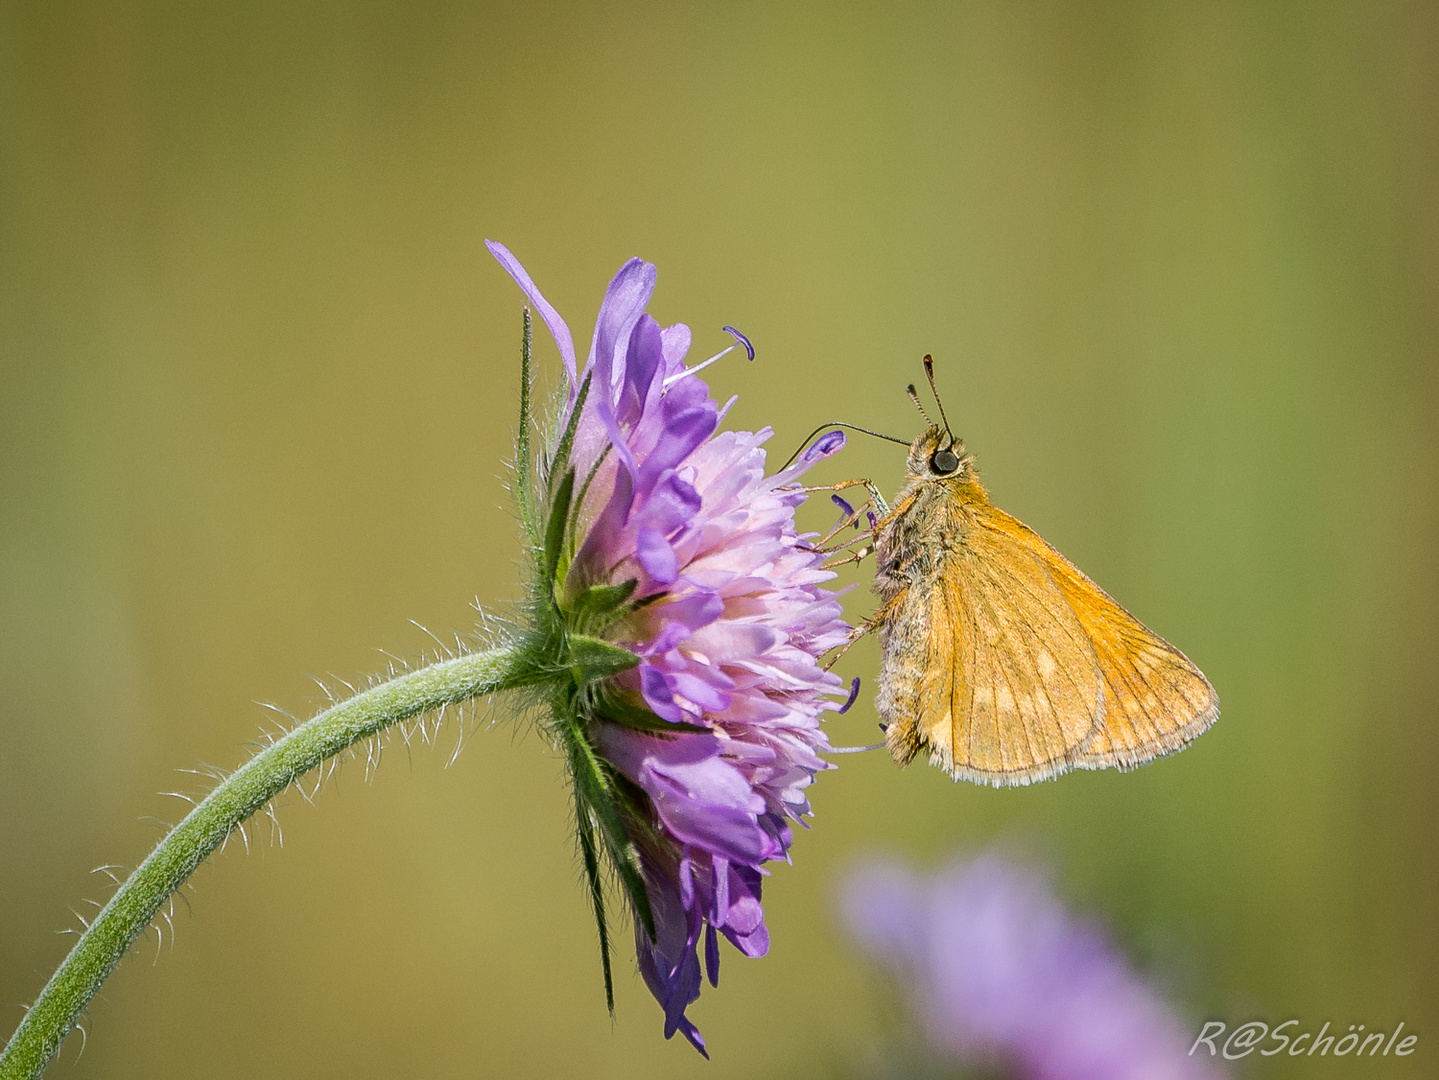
[{"x1": 1, "y1": 646, "x2": 532, "y2": 1080}]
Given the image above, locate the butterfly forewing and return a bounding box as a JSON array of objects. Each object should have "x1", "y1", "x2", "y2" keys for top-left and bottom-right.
[{"x1": 977, "y1": 506, "x2": 1219, "y2": 768}]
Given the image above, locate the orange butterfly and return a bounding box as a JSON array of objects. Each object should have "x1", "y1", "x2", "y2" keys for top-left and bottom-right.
[{"x1": 827, "y1": 357, "x2": 1218, "y2": 786}]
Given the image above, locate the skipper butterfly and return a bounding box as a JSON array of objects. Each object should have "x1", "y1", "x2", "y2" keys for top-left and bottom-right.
[{"x1": 824, "y1": 357, "x2": 1218, "y2": 785}]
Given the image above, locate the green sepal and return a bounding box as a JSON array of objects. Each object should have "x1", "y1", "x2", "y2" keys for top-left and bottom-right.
[
  {"x1": 543, "y1": 468, "x2": 574, "y2": 588},
  {"x1": 548, "y1": 372, "x2": 592, "y2": 489},
  {"x1": 567, "y1": 578, "x2": 639, "y2": 623},
  {"x1": 568, "y1": 634, "x2": 641, "y2": 682},
  {"x1": 560, "y1": 714, "x2": 657, "y2": 942},
  {"x1": 597, "y1": 692, "x2": 710, "y2": 736},
  {"x1": 515, "y1": 307, "x2": 541, "y2": 550},
  {"x1": 573, "y1": 785, "x2": 615, "y2": 1014}
]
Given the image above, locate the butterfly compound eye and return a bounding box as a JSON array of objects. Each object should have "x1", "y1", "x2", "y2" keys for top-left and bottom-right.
[{"x1": 930, "y1": 448, "x2": 960, "y2": 475}]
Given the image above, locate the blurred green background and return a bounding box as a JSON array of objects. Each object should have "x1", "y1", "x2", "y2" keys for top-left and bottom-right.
[{"x1": 2, "y1": 2, "x2": 1435, "y2": 1077}]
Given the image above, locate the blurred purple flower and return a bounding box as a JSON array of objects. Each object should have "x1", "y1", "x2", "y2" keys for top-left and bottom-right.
[
  {"x1": 840, "y1": 853, "x2": 1227, "y2": 1080},
  {"x1": 488, "y1": 241, "x2": 850, "y2": 1055}
]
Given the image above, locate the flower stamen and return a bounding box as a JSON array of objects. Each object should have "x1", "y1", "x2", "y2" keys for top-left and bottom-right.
[
  {"x1": 662, "y1": 343, "x2": 738, "y2": 388},
  {"x1": 661, "y1": 326, "x2": 754, "y2": 389}
]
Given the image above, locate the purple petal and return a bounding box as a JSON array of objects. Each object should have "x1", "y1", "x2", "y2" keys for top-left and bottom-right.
[
  {"x1": 589, "y1": 259, "x2": 658, "y2": 480},
  {"x1": 679, "y1": 850, "x2": 695, "y2": 909},
  {"x1": 655, "y1": 590, "x2": 725, "y2": 633},
  {"x1": 652, "y1": 777, "x2": 774, "y2": 865},
  {"x1": 724, "y1": 919, "x2": 769, "y2": 959},
  {"x1": 594, "y1": 397, "x2": 638, "y2": 482},
  {"x1": 619, "y1": 314, "x2": 665, "y2": 427},
  {"x1": 630, "y1": 472, "x2": 702, "y2": 537},
  {"x1": 681, "y1": 1025, "x2": 708, "y2": 1058},
  {"x1": 759, "y1": 812, "x2": 794, "y2": 851},
  {"x1": 725, "y1": 894, "x2": 764, "y2": 938},
  {"x1": 689, "y1": 622, "x2": 777, "y2": 661},
  {"x1": 646, "y1": 620, "x2": 693, "y2": 656},
  {"x1": 704, "y1": 924, "x2": 721, "y2": 987},
  {"x1": 600, "y1": 731, "x2": 774, "y2": 865},
  {"x1": 635, "y1": 406, "x2": 718, "y2": 499},
  {"x1": 589, "y1": 257, "x2": 656, "y2": 394},
  {"x1": 640, "y1": 666, "x2": 684, "y2": 723},
  {"x1": 713, "y1": 854, "x2": 731, "y2": 926},
  {"x1": 661, "y1": 323, "x2": 692, "y2": 369},
  {"x1": 663, "y1": 949, "x2": 703, "y2": 1040},
  {"x1": 719, "y1": 868, "x2": 770, "y2": 957},
  {"x1": 485, "y1": 240, "x2": 578, "y2": 393},
  {"x1": 633, "y1": 882, "x2": 712, "y2": 1059},
  {"x1": 670, "y1": 670, "x2": 732, "y2": 713},
  {"x1": 637, "y1": 527, "x2": 679, "y2": 585}
]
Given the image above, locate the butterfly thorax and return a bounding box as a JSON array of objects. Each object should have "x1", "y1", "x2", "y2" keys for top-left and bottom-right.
[{"x1": 871, "y1": 425, "x2": 987, "y2": 604}]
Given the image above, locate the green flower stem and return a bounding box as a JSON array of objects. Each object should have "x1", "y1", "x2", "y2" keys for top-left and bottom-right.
[{"x1": 0, "y1": 645, "x2": 534, "y2": 1080}]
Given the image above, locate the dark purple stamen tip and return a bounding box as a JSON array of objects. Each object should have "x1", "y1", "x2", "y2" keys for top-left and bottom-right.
[
  {"x1": 839, "y1": 676, "x2": 861, "y2": 714},
  {"x1": 877, "y1": 721, "x2": 888, "y2": 732},
  {"x1": 866, "y1": 510, "x2": 878, "y2": 530},
  {"x1": 722, "y1": 325, "x2": 755, "y2": 361},
  {"x1": 831, "y1": 493, "x2": 855, "y2": 520}
]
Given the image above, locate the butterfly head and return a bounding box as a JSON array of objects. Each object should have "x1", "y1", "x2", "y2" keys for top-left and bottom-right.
[{"x1": 907, "y1": 424, "x2": 974, "y2": 482}]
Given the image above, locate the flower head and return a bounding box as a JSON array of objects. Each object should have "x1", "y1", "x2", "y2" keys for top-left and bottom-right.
[
  {"x1": 840, "y1": 852, "x2": 1228, "y2": 1080},
  {"x1": 487, "y1": 241, "x2": 850, "y2": 1054}
]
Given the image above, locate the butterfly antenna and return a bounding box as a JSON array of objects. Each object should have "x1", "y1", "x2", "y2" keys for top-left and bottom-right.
[
  {"x1": 905, "y1": 384, "x2": 934, "y2": 426},
  {"x1": 922, "y1": 355, "x2": 954, "y2": 438},
  {"x1": 780, "y1": 422, "x2": 910, "y2": 471}
]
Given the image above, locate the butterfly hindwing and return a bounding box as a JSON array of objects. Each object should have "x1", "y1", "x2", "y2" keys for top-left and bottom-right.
[{"x1": 976, "y1": 506, "x2": 1219, "y2": 768}]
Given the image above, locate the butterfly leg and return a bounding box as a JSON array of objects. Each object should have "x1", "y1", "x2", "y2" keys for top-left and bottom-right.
[
  {"x1": 821, "y1": 537, "x2": 875, "y2": 571},
  {"x1": 793, "y1": 477, "x2": 872, "y2": 495},
  {"x1": 794, "y1": 479, "x2": 890, "y2": 520},
  {"x1": 808, "y1": 489, "x2": 920, "y2": 556},
  {"x1": 798, "y1": 483, "x2": 890, "y2": 553},
  {"x1": 808, "y1": 527, "x2": 875, "y2": 557}
]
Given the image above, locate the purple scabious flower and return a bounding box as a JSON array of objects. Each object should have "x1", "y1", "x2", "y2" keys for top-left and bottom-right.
[
  {"x1": 487, "y1": 240, "x2": 850, "y2": 1055},
  {"x1": 840, "y1": 853, "x2": 1228, "y2": 1080}
]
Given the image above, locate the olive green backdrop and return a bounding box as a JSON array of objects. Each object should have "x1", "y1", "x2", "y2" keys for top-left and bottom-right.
[{"x1": 2, "y1": 2, "x2": 1434, "y2": 1077}]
